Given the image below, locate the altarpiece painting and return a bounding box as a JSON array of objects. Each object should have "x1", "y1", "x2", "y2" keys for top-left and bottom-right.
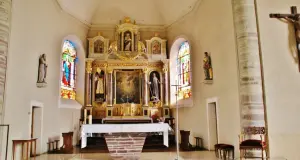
[{"x1": 115, "y1": 70, "x2": 141, "y2": 104}]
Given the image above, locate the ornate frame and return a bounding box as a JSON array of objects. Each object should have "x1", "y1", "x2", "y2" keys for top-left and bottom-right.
[
  {"x1": 88, "y1": 35, "x2": 109, "y2": 58},
  {"x1": 114, "y1": 69, "x2": 142, "y2": 105},
  {"x1": 146, "y1": 36, "x2": 167, "y2": 58}
]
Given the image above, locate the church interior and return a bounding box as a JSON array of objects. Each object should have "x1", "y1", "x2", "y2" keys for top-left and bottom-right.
[{"x1": 0, "y1": 0, "x2": 300, "y2": 159}]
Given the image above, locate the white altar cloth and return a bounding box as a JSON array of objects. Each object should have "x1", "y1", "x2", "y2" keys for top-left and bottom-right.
[{"x1": 81, "y1": 123, "x2": 172, "y2": 148}]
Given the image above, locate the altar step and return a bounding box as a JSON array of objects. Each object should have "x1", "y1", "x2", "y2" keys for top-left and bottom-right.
[{"x1": 81, "y1": 134, "x2": 175, "y2": 149}]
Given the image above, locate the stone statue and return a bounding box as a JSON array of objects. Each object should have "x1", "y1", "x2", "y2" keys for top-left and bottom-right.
[
  {"x1": 203, "y1": 52, "x2": 213, "y2": 80},
  {"x1": 149, "y1": 72, "x2": 160, "y2": 102},
  {"x1": 37, "y1": 54, "x2": 47, "y2": 84},
  {"x1": 124, "y1": 32, "x2": 132, "y2": 51}
]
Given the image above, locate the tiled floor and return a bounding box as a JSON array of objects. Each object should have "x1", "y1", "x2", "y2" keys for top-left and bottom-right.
[{"x1": 30, "y1": 151, "x2": 218, "y2": 160}]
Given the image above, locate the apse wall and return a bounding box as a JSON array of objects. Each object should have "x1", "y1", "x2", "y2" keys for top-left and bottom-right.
[
  {"x1": 167, "y1": 0, "x2": 240, "y2": 152},
  {"x1": 256, "y1": 0, "x2": 300, "y2": 159},
  {"x1": 3, "y1": 0, "x2": 88, "y2": 159}
]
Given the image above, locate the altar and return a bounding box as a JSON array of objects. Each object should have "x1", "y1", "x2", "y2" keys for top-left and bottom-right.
[
  {"x1": 80, "y1": 18, "x2": 174, "y2": 159},
  {"x1": 82, "y1": 17, "x2": 171, "y2": 123}
]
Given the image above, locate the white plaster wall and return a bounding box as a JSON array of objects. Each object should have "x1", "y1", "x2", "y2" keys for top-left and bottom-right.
[
  {"x1": 167, "y1": 0, "x2": 240, "y2": 153},
  {"x1": 3, "y1": 0, "x2": 88, "y2": 159},
  {"x1": 256, "y1": 1, "x2": 300, "y2": 159}
]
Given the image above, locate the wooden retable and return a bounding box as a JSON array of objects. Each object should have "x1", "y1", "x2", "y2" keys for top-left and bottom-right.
[{"x1": 12, "y1": 138, "x2": 37, "y2": 160}]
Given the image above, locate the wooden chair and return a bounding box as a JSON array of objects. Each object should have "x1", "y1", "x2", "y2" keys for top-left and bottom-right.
[{"x1": 239, "y1": 127, "x2": 267, "y2": 159}]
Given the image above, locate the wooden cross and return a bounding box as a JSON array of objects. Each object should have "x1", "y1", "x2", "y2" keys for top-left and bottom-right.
[{"x1": 270, "y1": 6, "x2": 300, "y2": 72}]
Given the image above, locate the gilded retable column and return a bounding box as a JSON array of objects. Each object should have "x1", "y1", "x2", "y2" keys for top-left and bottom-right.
[
  {"x1": 107, "y1": 68, "x2": 113, "y2": 107},
  {"x1": 142, "y1": 68, "x2": 149, "y2": 107},
  {"x1": 85, "y1": 60, "x2": 93, "y2": 106}
]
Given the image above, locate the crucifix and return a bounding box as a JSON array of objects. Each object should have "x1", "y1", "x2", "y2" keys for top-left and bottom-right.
[{"x1": 270, "y1": 6, "x2": 300, "y2": 71}]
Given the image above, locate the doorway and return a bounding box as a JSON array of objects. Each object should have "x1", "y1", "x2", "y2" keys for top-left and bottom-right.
[
  {"x1": 207, "y1": 98, "x2": 219, "y2": 150},
  {"x1": 31, "y1": 106, "x2": 43, "y2": 155}
]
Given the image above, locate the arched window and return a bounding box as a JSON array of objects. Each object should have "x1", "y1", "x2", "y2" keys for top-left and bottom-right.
[
  {"x1": 61, "y1": 40, "x2": 77, "y2": 100},
  {"x1": 177, "y1": 41, "x2": 191, "y2": 100}
]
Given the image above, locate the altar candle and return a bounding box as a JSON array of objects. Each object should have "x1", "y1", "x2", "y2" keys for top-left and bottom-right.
[{"x1": 88, "y1": 115, "x2": 92, "y2": 124}]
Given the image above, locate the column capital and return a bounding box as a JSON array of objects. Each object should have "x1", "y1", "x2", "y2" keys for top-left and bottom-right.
[
  {"x1": 107, "y1": 68, "x2": 113, "y2": 74},
  {"x1": 85, "y1": 60, "x2": 93, "y2": 73},
  {"x1": 142, "y1": 68, "x2": 148, "y2": 74}
]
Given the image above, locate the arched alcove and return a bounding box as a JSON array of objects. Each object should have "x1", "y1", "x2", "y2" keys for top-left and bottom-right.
[
  {"x1": 170, "y1": 36, "x2": 193, "y2": 108},
  {"x1": 59, "y1": 35, "x2": 86, "y2": 109}
]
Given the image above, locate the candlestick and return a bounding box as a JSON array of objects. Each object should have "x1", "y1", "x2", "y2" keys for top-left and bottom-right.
[{"x1": 88, "y1": 115, "x2": 92, "y2": 124}]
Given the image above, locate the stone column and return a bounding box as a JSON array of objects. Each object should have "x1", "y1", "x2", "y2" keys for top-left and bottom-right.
[
  {"x1": 232, "y1": 0, "x2": 267, "y2": 155},
  {"x1": 0, "y1": 0, "x2": 11, "y2": 123},
  {"x1": 107, "y1": 68, "x2": 113, "y2": 107},
  {"x1": 85, "y1": 60, "x2": 93, "y2": 106}
]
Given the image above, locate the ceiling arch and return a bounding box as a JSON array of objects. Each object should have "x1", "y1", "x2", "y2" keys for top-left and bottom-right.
[{"x1": 56, "y1": 0, "x2": 201, "y2": 27}]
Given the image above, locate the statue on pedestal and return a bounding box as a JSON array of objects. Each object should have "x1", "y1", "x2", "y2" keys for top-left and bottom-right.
[
  {"x1": 203, "y1": 52, "x2": 213, "y2": 80},
  {"x1": 37, "y1": 53, "x2": 47, "y2": 88},
  {"x1": 149, "y1": 72, "x2": 160, "y2": 102}
]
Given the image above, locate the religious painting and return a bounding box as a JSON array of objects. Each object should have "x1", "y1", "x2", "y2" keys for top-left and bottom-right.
[
  {"x1": 203, "y1": 52, "x2": 213, "y2": 80},
  {"x1": 94, "y1": 70, "x2": 105, "y2": 102},
  {"x1": 61, "y1": 40, "x2": 77, "y2": 100},
  {"x1": 37, "y1": 53, "x2": 48, "y2": 88},
  {"x1": 115, "y1": 70, "x2": 141, "y2": 104},
  {"x1": 94, "y1": 39, "x2": 104, "y2": 54},
  {"x1": 177, "y1": 41, "x2": 191, "y2": 100},
  {"x1": 149, "y1": 71, "x2": 160, "y2": 102},
  {"x1": 151, "y1": 40, "x2": 161, "y2": 54},
  {"x1": 123, "y1": 31, "x2": 132, "y2": 51}
]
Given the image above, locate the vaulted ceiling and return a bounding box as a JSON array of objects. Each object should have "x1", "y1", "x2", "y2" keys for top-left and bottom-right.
[{"x1": 56, "y1": 0, "x2": 200, "y2": 27}]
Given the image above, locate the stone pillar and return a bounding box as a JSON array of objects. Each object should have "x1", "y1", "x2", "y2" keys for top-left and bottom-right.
[
  {"x1": 85, "y1": 60, "x2": 93, "y2": 106},
  {"x1": 232, "y1": 0, "x2": 267, "y2": 155},
  {"x1": 0, "y1": 0, "x2": 12, "y2": 123},
  {"x1": 107, "y1": 68, "x2": 113, "y2": 107}
]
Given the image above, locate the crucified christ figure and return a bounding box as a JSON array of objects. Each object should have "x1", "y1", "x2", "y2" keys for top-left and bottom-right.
[
  {"x1": 282, "y1": 15, "x2": 300, "y2": 48},
  {"x1": 270, "y1": 6, "x2": 300, "y2": 71}
]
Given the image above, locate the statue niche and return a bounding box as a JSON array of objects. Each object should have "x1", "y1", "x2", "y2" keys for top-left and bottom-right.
[
  {"x1": 108, "y1": 17, "x2": 147, "y2": 61},
  {"x1": 123, "y1": 31, "x2": 132, "y2": 52},
  {"x1": 94, "y1": 69, "x2": 105, "y2": 102},
  {"x1": 149, "y1": 71, "x2": 161, "y2": 102}
]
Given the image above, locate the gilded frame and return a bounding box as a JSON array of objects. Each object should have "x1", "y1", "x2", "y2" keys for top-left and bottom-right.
[{"x1": 114, "y1": 69, "x2": 142, "y2": 105}]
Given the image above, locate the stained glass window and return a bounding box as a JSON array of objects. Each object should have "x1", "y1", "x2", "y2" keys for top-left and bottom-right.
[
  {"x1": 61, "y1": 40, "x2": 77, "y2": 100},
  {"x1": 177, "y1": 41, "x2": 191, "y2": 100}
]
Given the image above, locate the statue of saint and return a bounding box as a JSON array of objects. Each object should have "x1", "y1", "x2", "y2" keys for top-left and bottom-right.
[
  {"x1": 124, "y1": 32, "x2": 132, "y2": 51},
  {"x1": 95, "y1": 72, "x2": 104, "y2": 101},
  {"x1": 149, "y1": 72, "x2": 160, "y2": 102},
  {"x1": 203, "y1": 52, "x2": 213, "y2": 80},
  {"x1": 94, "y1": 40, "x2": 104, "y2": 53},
  {"x1": 37, "y1": 54, "x2": 47, "y2": 83}
]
